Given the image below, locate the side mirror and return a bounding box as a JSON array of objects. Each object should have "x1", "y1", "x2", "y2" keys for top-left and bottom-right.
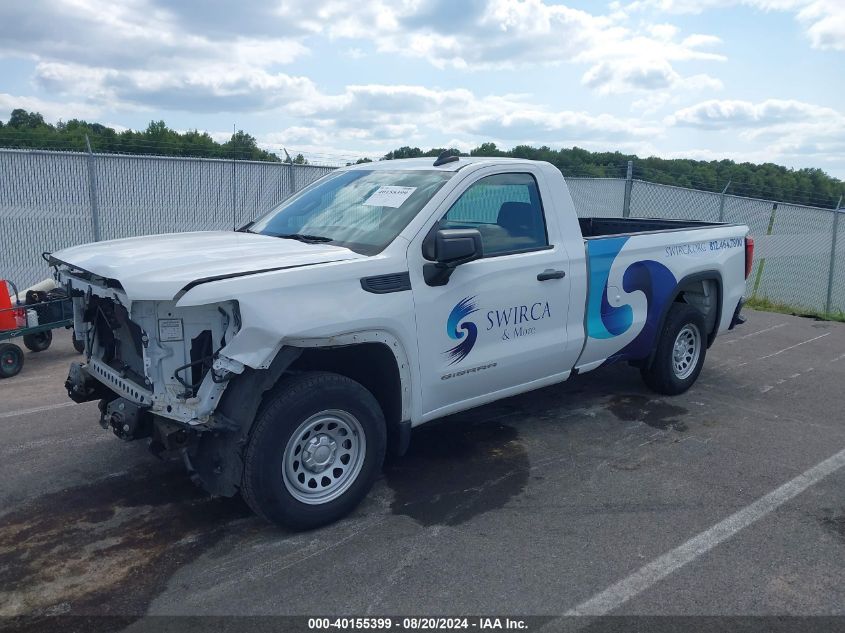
[
  {"x1": 434, "y1": 229, "x2": 483, "y2": 264},
  {"x1": 424, "y1": 228, "x2": 483, "y2": 286}
]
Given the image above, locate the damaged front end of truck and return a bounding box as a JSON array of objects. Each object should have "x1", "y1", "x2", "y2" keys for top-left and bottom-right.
[{"x1": 57, "y1": 261, "x2": 252, "y2": 491}]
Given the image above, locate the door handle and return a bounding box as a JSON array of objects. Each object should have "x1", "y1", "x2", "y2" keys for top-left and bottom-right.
[{"x1": 537, "y1": 269, "x2": 566, "y2": 281}]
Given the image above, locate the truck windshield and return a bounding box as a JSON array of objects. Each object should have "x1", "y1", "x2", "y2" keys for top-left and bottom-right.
[{"x1": 250, "y1": 169, "x2": 453, "y2": 255}]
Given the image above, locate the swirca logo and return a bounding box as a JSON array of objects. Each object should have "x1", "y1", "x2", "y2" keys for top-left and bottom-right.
[{"x1": 445, "y1": 296, "x2": 478, "y2": 365}]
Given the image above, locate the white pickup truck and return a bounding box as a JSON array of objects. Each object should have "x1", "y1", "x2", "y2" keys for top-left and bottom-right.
[{"x1": 51, "y1": 155, "x2": 752, "y2": 528}]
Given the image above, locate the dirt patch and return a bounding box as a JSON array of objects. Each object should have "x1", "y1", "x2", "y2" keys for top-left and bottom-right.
[
  {"x1": 607, "y1": 394, "x2": 688, "y2": 431},
  {"x1": 0, "y1": 458, "x2": 254, "y2": 628},
  {"x1": 384, "y1": 420, "x2": 529, "y2": 527}
]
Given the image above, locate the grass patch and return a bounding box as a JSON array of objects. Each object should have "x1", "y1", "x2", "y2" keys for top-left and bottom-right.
[{"x1": 746, "y1": 296, "x2": 845, "y2": 323}]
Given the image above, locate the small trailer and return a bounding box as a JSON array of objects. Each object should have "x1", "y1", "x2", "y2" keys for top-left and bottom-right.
[{"x1": 0, "y1": 279, "x2": 80, "y2": 378}]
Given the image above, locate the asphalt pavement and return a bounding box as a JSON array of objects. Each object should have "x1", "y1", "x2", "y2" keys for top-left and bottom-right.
[{"x1": 1, "y1": 309, "x2": 844, "y2": 629}]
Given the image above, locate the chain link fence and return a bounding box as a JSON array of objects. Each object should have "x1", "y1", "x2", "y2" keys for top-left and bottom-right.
[
  {"x1": 0, "y1": 149, "x2": 333, "y2": 290},
  {"x1": 568, "y1": 175, "x2": 843, "y2": 314},
  {"x1": 2, "y1": 148, "x2": 843, "y2": 315}
]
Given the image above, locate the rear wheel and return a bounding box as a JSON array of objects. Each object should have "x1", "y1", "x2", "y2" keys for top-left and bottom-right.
[
  {"x1": 0, "y1": 343, "x2": 24, "y2": 378},
  {"x1": 641, "y1": 303, "x2": 706, "y2": 395},
  {"x1": 241, "y1": 371, "x2": 386, "y2": 530},
  {"x1": 23, "y1": 330, "x2": 52, "y2": 352}
]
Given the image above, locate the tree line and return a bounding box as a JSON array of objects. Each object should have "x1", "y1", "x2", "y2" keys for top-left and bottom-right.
[
  {"x1": 0, "y1": 109, "x2": 307, "y2": 163},
  {"x1": 2, "y1": 109, "x2": 842, "y2": 207},
  {"x1": 380, "y1": 144, "x2": 845, "y2": 209}
]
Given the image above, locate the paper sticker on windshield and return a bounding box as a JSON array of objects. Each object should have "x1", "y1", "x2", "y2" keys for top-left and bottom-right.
[{"x1": 363, "y1": 186, "x2": 417, "y2": 208}]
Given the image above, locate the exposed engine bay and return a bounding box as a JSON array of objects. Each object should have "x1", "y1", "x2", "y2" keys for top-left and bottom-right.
[{"x1": 61, "y1": 268, "x2": 242, "y2": 452}]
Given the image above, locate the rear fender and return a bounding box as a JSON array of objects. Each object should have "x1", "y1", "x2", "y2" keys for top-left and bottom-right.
[{"x1": 641, "y1": 271, "x2": 723, "y2": 368}]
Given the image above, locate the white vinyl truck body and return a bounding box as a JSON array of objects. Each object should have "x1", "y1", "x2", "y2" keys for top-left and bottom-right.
[{"x1": 51, "y1": 156, "x2": 752, "y2": 528}]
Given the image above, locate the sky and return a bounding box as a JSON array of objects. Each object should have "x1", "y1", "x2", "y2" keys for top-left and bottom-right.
[{"x1": 0, "y1": 0, "x2": 843, "y2": 176}]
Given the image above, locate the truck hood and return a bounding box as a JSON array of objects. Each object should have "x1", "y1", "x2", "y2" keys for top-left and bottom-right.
[{"x1": 52, "y1": 231, "x2": 363, "y2": 300}]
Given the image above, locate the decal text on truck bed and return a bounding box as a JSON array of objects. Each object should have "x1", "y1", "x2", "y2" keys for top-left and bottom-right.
[{"x1": 666, "y1": 237, "x2": 743, "y2": 257}]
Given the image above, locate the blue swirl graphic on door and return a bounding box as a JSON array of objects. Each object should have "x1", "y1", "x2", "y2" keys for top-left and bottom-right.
[{"x1": 445, "y1": 296, "x2": 478, "y2": 365}]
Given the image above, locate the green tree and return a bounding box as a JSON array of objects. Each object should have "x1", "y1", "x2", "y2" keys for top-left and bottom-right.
[
  {"x1": 2, "y1": 107, "x2": 843, "y2": 207},
  {"x1": 0, "y1": 109, "x2": 283, "y2": 162},
  {"x1": 221, "y1": 130, "x2": 280, "y2": 161},
  {"x1": 379, "y1": 143, "x2": 845, "y2": 207},
  {"x1": 382, "y1": 146, "x2": 424, "y2": 160},
  {"x1": 8, "y1": 109, "x2": 45, "y2": 129}
]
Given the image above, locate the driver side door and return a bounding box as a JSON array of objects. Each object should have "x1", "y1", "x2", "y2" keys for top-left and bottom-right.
[{"x1": 408, "y1": 168, "x2": 574, "y2": 421}]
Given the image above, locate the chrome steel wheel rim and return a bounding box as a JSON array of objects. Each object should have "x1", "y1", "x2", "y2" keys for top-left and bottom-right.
[
  {"x1": 672, "y1": 323, "x2": 701, "y2": 380},
  {"x1": 282, "y1": 409, "x2": 366, "y2": 505}
]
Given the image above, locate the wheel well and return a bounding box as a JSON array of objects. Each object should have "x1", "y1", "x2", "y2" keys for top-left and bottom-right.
[
  {"x1": 187, "y1": 342, "x2": 405, "y2": 498},
  {"x1": 287, "y1": 343, "x2": 403, "y2": 443},
  {"x1": 674, "y1": 276, "x2": 720, "y2": 344}
]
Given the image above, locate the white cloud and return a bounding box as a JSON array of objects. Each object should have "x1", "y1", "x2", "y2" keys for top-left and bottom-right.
[
  {"x1": 320, "y1": 0, "x2": 728, "y2": 97},
  {"x1": 668, "y1": 98, "x2": 842, "y2": 128},
  {"x1": 622, "y1": 0, "x2": 845, "y2": 51},
  {"x1": 668, "y1": 98, "x2": 845, "y2": 168},
  {"x1": 797, "y1": 0, "x2": 845, "y2": 51},
  {"x1": 0, "y1": 0, "x2": 840, "y2": 176},
  {"x1": 278, "y1": 84, "x2": 662, "y2": 147},
  {"x1": 582, "y1": 59, "x2": 722, "y2": 95},
  {"x1": 0, "y1": 0, "x2": 731, "y2": 113},
  {"x1": 34, "y1": 62, "x2": 320, "y2": 113},
  {"x1": 0, "y1": 0, "x2": 311, "y2": 113},
  {"x1": 345, "y1": 48, "x2": 367, "y2": 60},
  {"x1": 0, "y1": 93, "x2": 102, "y2": 122}
]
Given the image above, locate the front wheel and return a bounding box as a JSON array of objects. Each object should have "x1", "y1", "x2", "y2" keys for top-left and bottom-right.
[
  {"x1": 241, "y1": 371, "x2": 386, "y2": 530},
  {"x1": 641, "y1": 303, "x2": 707, "y2": 395}
]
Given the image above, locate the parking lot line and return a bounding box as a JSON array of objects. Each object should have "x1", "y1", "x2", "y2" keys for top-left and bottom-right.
[
  {"x1": 0, "y1": 402, "x2": 76, "y2": 420},
  {"x1": 723, "y1": 322, "x2": 787, "y2": 341},
  {"x1": 733, "y1": 332, "x2": 830, "y2": 368},
  {"x1": 564, "y1": 445, "x2": 845, "y2": 616}
]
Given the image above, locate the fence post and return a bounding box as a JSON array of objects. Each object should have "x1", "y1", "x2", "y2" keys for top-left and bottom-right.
[
  {"x1": 278, "y1": 160, "x2": 285, "y2": 204},
  {"x1": 825, "y1": 195, "x2": 844, "y2": 315},
  {"x1": 622, "y1": 160, "x2": 633, "y2": 218},
  {"x1": 231, "y1": 153, "x2": 237, "y2": 231},
  {"x1": 718, "y1": 180, "x2": 731, "y2": 222},
  {"x1": 84, "y1": 135, "x2": 101, "y2": 242},
  {"x1": 284, "y1": 148, "x2": 295, "y2": 197},
  {"x1": 751, "y1": 202, "x2": 777, "y2": 301}
]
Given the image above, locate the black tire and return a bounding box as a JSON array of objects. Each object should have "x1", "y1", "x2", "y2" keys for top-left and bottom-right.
[
  {"x1": 72, "y1": 333, "x2": 85, "y2": 354},
  {"x1": 640, "y1": 303, "x2": 707, "y2": 396},
  {"x1": 23, "y1": 330, "x2": 52, "y2": 352},
  {"x1": 241, "y1": 371, "x2": 386, "y2": 530},
  {"x1": 0, "y1": 343, "x2": 24, "y2": 378}
]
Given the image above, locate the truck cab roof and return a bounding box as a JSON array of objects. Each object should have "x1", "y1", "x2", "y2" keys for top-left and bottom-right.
[{"x1": 343, "y1": 156, "x2": 544, "y2": 172}]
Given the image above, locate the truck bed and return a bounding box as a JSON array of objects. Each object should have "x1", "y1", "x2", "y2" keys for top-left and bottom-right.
[{"x1": 579, "y1": 217, "x2": 720, "y2": 238}]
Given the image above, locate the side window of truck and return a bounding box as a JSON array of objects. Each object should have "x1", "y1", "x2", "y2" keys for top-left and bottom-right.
[{"x1": 439, "y1": 172, "x2": 548, "y2": 256}]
